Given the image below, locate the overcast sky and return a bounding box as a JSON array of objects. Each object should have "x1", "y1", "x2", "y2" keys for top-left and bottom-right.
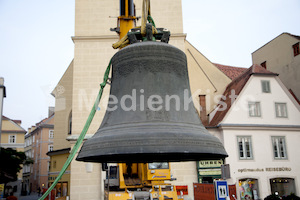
[{"x1": 1, "y1": 0, "x2": 300, "y2": 130}]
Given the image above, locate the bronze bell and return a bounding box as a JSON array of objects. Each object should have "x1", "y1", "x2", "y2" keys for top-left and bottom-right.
[{"x1": 76, "y1": 42, "x2": 227, "y2": 163}]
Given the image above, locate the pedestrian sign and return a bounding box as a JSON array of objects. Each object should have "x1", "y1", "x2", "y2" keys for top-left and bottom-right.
[{"x1": 214, "y1": 180, "x2": 229, "y2": 200}]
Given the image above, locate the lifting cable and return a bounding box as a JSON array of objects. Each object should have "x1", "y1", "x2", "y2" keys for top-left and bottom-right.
[
  {"x1": 39, "y1": 59, "x2": 112, "y2": 200},
  {"x1": 40, "y1": 1, "x2": 158, "y2": 199}
]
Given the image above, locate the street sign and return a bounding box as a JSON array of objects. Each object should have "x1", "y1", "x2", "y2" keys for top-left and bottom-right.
[
  {"x1": 0, "y1": 184, "x2": 4, "y2": 198},
  {"x1": 214, "y1": 180, "x2": 229, "y2": 200}
]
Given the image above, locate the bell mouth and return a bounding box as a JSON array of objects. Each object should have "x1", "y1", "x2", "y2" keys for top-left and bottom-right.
[
  {"x1": 76, "y1": 122, "x2": 228, "y2": 163},
  {"x1": 76, "y1": 153, "x2": 227, "y2": 163}
]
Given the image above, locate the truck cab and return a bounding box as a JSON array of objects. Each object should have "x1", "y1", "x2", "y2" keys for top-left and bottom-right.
[{"x1": 104, "y1": 162, "x2": 182, "y2": 200}]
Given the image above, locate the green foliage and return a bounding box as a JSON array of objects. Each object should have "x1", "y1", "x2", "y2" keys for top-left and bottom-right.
[{"x1": 0, "y1": 148, "x2": 32, "y2": 184}]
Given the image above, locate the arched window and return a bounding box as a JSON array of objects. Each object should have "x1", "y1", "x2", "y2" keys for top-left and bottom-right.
[{"x1": 68, "y1": 111, "x2": 72, "y2": 135}]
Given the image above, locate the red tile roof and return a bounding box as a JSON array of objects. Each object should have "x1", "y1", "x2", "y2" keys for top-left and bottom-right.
[
  {"x1": 35, "y1": 114, "x2": 54, "y2": 127},
  {"x1": 289, "y1": 89, "x2": 300, "y2": 105},
  {"x1": 214, "y1": 63, "x2": 247, "y2": 80},
  {"x1": 286, "y1": 32, "x2": 300, "y2": 40},
  {"x1": 209, "y1": 64, "x2": 278, "y2": 126},
  {"x1": 2, "y1": 115, "x2": 22, "y2": 124}
]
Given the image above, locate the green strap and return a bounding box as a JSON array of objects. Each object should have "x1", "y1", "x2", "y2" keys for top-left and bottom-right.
[
  {"x1": 147, "y1": 15, "x2": 156, "y2": 28},
  {"x1": 39, "y1": 58, "x2": 112, "y2": 200}
]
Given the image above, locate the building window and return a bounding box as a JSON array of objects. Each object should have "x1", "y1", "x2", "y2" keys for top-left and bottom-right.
[
  {"x1": 49, "y1": 130, "x2": 54, "y2": 139},
  {"x1": 261, "y1": 80, "x2": 271, "y2": 93},
  {"x1": 275, "y1": 103, "x2": 288, "y2": 118},
  {"x1": 261, "y1": 61, "x2": 266, "y2": 69},
  {"x1": 272, "y1": 136, "x2": 287, "y2": 159},
  {"x1": 9, "y1": 135, "x2": 16, "y2": 144},
  {"x1": 293, "y1": 42, "x2": 299, "y2": 57},
  {"x1": 248, "y1": 102, "x2": 261, "y2": 117},
  {"x1": 237, "y1": 136, "x2": 253, "y2": 159},
  {"x1": 48, "y1": 145, "x2": 53, "y2": 152}
]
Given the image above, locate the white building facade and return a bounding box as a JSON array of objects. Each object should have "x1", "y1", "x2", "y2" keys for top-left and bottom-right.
[{"x1": 209, "y1": 65, "x2": 300, "y2": 199}]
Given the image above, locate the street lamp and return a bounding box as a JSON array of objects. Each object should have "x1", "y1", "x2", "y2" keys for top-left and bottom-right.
[{"x1": 0, "y1": 77, "x2": 6, "y2": 148}]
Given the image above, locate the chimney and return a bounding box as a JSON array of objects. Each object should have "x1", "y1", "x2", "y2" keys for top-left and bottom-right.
[
  {"x1": 199, "y1": 95, "x2": 208, "y2": 126},
  {"x1": 261, "y1": 61, "x2": 266, "y2": 69},
  {"x1": 48, "y1": 107, "x2": 55, "y2": 117}
]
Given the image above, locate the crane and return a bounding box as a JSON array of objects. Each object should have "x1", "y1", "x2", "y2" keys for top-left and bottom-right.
[{"x1": 104, "y1": 1, "x2": 181, "y2": 200}]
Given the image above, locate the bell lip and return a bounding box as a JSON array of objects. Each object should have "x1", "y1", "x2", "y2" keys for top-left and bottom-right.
[{"x1": 76, "y1": 152, "x2": 228, "y2": 163}]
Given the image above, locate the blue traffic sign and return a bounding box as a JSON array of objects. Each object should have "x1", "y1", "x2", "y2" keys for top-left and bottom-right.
[{"x1": 214, "y1": 180, "x2": 229, "y2": 200}]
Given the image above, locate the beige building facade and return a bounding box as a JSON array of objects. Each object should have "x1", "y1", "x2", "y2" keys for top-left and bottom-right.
[
  {"x1": 0, "y1": 115, "x2": 26, "y2": 198},
  {"x1": 1, "y1": 116, "x2": 26, "y2": 152},
  {"x1": 51, "y1": 1, "x2": 232, "y2": 200},
  {"x1": 22, "y1": 111, "x2": 54, "y2": 194},
  {"x1": 47, "y1": 148, "x2": 71, "y2": 198},
  {"x1": 252, "y1": 32, "x2": 300, "y2": 102}
]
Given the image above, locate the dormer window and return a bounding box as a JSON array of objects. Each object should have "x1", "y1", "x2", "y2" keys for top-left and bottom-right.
[
  {"x1": 293, "y1": 42, "x2": 299, "y2": 57},
  {"x1": 261, "y1": 80, "x2": 271, "y2": 93}
]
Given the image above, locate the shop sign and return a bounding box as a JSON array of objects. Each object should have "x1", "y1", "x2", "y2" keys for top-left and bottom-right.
[
  {"x1": 194, "y1": 183, "x2": 215, "y2": 200},
  {"x1": 238, "y1": 167, "x2": 291, "y2": 173},
  {"x1": 238, "y1": 168, "x2": 264, "y2": 173},
  {"x1": 48, "y1": 176, "x2": 58, "y2": 181},
  {"x1": 199, "y1": 169, "x2": 221, "y2": 175},
  {"x1": 199, "y1": 160, "x2": 223, "y2": 168},
  {"x1": 176, "y1": 185, "x2": 188, "y2": 195},
  {"x1": 265, "y1": 167, "x2": 291, "y2": 172}
]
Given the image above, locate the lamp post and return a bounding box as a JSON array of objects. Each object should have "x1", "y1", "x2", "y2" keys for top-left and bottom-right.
[{"x1": 0, "y1": 77, "x2": 6, "y2": 149}]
